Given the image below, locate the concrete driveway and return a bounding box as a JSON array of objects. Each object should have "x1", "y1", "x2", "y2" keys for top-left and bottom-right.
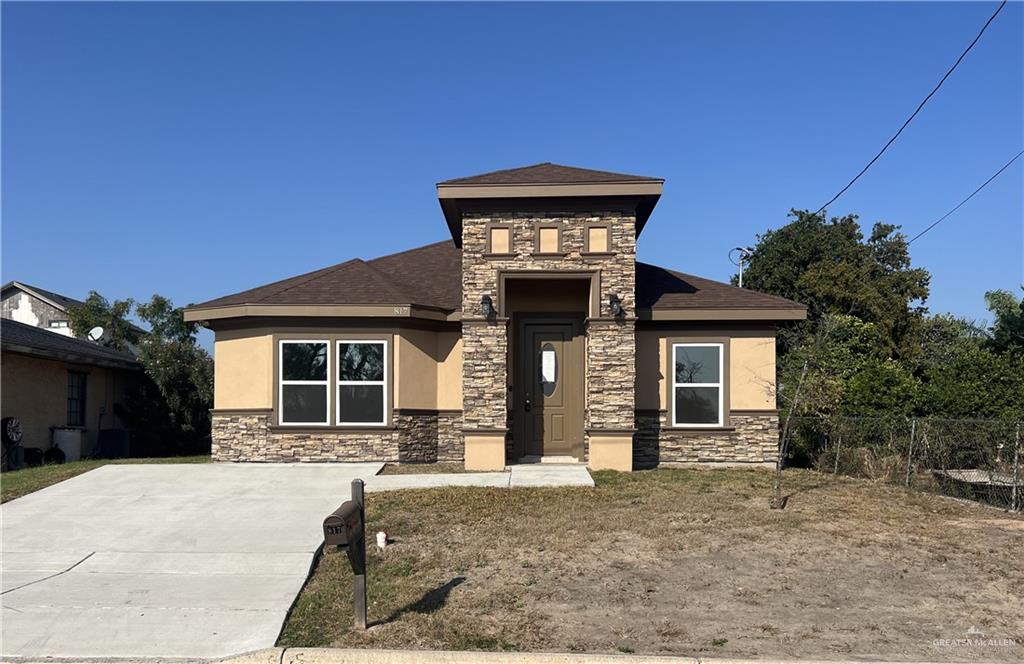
[{"x1": 1, "y1": 463, "x2": 383, "y2": 659}]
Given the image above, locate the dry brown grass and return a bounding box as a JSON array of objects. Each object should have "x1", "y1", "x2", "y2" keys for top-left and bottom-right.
[{"x1": 279, "y1": 467, "x2": 1024, "y2": 661}]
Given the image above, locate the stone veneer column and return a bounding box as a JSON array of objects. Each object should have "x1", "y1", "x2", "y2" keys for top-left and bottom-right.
[{"x1": 459, "y1": 207, "x2": 638, "y2": 471}]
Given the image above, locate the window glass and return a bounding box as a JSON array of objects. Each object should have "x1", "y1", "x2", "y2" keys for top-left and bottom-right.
[
  {"x1": 675, "y1": 345, "x2": 720, "y2": 383},
  {"x1": 675, "y1": 387, "x2": 720, "y2": 425},
  {"x1": 282, "y1": 385, "x2": 328, "y2": 423},
  {"x1": 338, "y1": 385, "x2": 385, "y2": 423},
  {"x1": 338, "y1": 343, "x2": 385, "y2": 381},
  {"x1": 672, "y1": 343, "x2": 722, "y2": 427},
  {"x1": 282, "y1": 343, "x2": 327, "y2": 381},
  {"x1": 67, "y1": 371, "x2": 87, "y2": 426}
]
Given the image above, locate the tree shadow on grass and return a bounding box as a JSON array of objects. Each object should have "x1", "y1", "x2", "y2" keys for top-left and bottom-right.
[{"x1": 374, "y1": 576, "x2": 466, "y2": 626}]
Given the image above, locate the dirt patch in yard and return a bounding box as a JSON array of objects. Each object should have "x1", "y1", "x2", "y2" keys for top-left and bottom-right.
[{"x1": 280, "y1": 468, "x2": 1024, "y2": 661}]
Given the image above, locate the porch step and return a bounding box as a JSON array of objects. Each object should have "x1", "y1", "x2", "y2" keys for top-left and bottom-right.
[{"x1": 517, "y1": 455, "x2": 583, "y2": 465}]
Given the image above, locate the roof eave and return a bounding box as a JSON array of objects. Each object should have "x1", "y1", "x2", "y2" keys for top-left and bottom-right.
[
  {"x1": 637, "y1": 307, "x2": 807, "y2": 322},
  {"x1": 437, "y1": 181, "x2": 664, "y2": 246},
  {"x1": 1, "y1": 342, "x2": 141, "y2": 370},
  {"x1": 183, "y1": 302, "x2": 458, "y2": 324}
]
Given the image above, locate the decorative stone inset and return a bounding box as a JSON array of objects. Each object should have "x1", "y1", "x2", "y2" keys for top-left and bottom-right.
[
  {"x1": 634, "y1": 410, "x2": 779, "y2": 467},
  {"x1": 211, "y1": 411, "x2": 463, "y2": 463}
]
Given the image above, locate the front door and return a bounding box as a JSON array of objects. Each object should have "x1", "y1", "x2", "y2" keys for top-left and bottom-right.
[{"x1": 516, "y1": 321, "x2": 583, "y2": 459}]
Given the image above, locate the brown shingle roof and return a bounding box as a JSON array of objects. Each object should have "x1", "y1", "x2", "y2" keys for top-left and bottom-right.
[
  {"x1": 636, "y1": 262, "x2": 804, "y2": 311},
  {"x1": 439, "y1": 162, "x2": 662, "y2": 186},
  {"x1": 1, "y1": 318, "x2": 140, "y2": 369},
  {"x1": 190, "y1": 240, "x2": 801, "y2": 319},
  {"x1": 191, "y1": 241, "x2": 462, "y2": 311}
]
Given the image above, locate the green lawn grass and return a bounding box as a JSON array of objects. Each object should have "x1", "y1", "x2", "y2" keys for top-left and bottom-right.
[{"x1": 1, "y1": 455, "x2": 209, "y2": 503}]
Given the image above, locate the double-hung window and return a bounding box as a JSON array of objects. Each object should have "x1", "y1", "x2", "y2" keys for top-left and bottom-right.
[
  {"x1": 672, "y1": 343, "x2": 723, "y2": 427},
  {"x1": 67, "y1": 371, "x2": 87, "y2": 426},
  {"x1": 279, "y1": 341, "x2": 330, "y2": 425},
  {"x1": 337, "y1": 341, "x2": 387, "y2": 425}
]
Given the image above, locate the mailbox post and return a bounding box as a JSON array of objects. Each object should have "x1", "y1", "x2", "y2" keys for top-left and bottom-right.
[{"x1": 322, "y1": 478, "x2": 367, "y2": 629}]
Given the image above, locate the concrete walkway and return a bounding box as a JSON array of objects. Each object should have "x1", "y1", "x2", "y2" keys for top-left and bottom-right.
[
  {"x1": 235, "y1": 648, "x2": 946, "y2": 664},
  {"x1": 367, "y1": 464, "x2": 594, "y2": 491},
  {"x1": 0, "y1": 462, "x2": 592, "y2": 660}
]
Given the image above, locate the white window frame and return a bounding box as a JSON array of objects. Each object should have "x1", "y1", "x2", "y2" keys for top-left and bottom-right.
[
  {"x1": 278, "y1": 339, "x2": 330, "y2": 426},
  {"x1": 671, "y1": 342, "x2": 724, "y2": 428},
  {"x1": 336, "y1": 339, "x2": 388, "y2": 427}
]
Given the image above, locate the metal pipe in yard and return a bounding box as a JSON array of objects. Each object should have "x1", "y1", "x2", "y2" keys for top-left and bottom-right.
[
  {"x1": 1012, "y1": 423, "x2": 1020, "y2": 513},
  {"x1": 905, "y1": 418, "x2": 916, "y2": 488},
  {"x1": 833, "y1": 434, "x2": 842, "y2": 475}
]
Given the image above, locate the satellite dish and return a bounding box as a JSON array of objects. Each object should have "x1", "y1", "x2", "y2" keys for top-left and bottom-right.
[{"x1": 87, "y1": 326, "x2": 105, "y2": 342}]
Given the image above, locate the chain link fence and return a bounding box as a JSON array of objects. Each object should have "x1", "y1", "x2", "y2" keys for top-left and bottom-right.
[{"x1": 786, "y1": 417, "x2": 1022, "y2": 511}]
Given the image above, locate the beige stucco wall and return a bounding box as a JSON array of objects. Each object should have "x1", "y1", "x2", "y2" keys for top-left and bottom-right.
[
  {"x1": 0, "y1": 351, "x2": 133, "y2": 452},
  {"x1": 729, "y1": 336, "x2": 776, "y2": 410},
  {"x1": 395, "y1": 328, "x2": 438, "y2": 410},
  {"x1": 436, "y1": 332, "x2": 462, "y2": 410},
  {"x1": 635, "y1": 327, "x2": 776, "y2": 412},
  {"x1": 213, "y1": 325, "x2": 463, "y2": 413},
  {"x1": 214, "y1": 332, "x2": 273, "y2": 409}
]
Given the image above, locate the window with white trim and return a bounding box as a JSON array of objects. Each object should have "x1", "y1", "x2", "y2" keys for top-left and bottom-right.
[
  {"x1": 672, "y1": 343, "x2": 723, "y2": 427},
  {"x1": 337, "y1": 341, "x2": 387, "y2": 425},
  {"x1": 279, "y1": 341, "x2": 329, "y2": 425}
]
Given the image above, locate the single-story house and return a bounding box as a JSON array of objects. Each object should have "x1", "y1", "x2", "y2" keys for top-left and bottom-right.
[
  {"x1": 184, "y1": 163, "x2": 805, "y2": 471},
  {"x1": 1, "y1": 318, "x2": 141, "y2": 464}
]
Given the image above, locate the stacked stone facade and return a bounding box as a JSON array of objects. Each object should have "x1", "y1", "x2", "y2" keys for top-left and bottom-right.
[
  {"x1": 211, "y1": 410, "x2": 463, "y2": 463},
  {"x1": 634, "y1": 410, "x2": 779, "y2": 467},
  {"x1": 460, "y1": 210, "x2": 637, "y2": 462}
]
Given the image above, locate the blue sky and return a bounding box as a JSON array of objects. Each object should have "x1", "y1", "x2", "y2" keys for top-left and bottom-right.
[{"x1": 3, "y1": 2, "x2": 1021, "y2": 344}]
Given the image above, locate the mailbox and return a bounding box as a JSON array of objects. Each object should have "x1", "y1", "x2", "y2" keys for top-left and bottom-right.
[
  {"x1": 323, "y1": 500, "x2": 363, "y2": 548},
  {"x1": 323, "y1": 479, "x2": 368, "y2": 630}
]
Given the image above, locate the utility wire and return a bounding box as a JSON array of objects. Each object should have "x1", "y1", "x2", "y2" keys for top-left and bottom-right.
[
  {"x1": 814, "y1": 0, "x2": 1008, "y2": 216},
  {"x1": 907, "y1": 149, "x2": 1023, "y2": 245}
]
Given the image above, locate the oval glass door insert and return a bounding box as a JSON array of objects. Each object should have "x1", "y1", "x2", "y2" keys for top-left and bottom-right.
[{"x1": 540, "y1": 343, "x2": 557, "y2": 397}]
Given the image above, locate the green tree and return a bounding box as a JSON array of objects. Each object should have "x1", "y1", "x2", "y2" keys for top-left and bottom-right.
[
  {"x1": 740, "y1": 210, "x2": 930, "y2": 360},
  {"x1": 133, "y1": 295, "x2": 213, "y2": 447},
  {"x1": 777, "y1": 314, "x2": 884, "y2": 419},
  {"x1": 919, "y1": 343, "x2": 1024, "y2": 420},
  {"x1": 916, "y1": 314, "x2": 987, "y2": 373},
  {"x1": 68, "y1": 292, "x2": 139, "y2": 351},
  {"x1": 984, "y1": 288, "x2": 1024, "y2": 356},
  {"x1": 842, "y1": 359, "x2": 919, "y2": 417},
  {"x1": 71, "y1": 293, "x2": 212, "y2": 455}
]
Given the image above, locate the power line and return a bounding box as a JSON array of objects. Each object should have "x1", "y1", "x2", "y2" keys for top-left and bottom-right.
[
  {"x1": 907, "y1": 149, "x2": 1023, "y2": 245},
  {"x1": 814, "y1": 0, "x2": 1008, "y2": 216}
]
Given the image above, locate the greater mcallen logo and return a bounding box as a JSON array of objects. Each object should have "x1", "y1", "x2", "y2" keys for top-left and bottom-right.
[{"x1": 933, "y1": 626, "x2": 1018, "y2": 649}]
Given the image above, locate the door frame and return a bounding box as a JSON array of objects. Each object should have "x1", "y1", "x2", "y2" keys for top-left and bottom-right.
[{"x1": 511, "y1": 315, "x2": 585, "y2": 461}]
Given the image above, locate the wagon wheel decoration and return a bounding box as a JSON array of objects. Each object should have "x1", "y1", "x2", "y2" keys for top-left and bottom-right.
[{"x1": 2, "y1": 417, "x2": 23, "y2": 445}]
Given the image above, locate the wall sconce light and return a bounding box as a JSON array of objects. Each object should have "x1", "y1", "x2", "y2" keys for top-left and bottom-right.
[
  {"x1": 481, "y1": 294, "x2": 495, "y2": 318},
  {"x1": 608, "y1": 293, "x2": 624, "y2": 318}
]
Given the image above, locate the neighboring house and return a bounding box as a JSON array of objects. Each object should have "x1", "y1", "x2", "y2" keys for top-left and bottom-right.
[
  {"x1": 1, "y1": 318, "x2": 140, "y2": 461},
  {"x1": 184, "y1": 163, "x2": 805, "y2": 471},
  {"x1": 1, "y1": 281, "x2": 85, "y2": 337},
  {"x1": 0, "y1": 280, "x2": 146, "y2": 341}
]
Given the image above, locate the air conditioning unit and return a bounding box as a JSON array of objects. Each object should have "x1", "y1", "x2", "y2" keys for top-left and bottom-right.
[{"x1": 52, "y1": 427, "x2": 85, "y2": 462}]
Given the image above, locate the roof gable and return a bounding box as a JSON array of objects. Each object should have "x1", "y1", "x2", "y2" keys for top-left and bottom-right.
[{"x1": 1, "y1": 281, "x2": 85, "y2": 312}]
